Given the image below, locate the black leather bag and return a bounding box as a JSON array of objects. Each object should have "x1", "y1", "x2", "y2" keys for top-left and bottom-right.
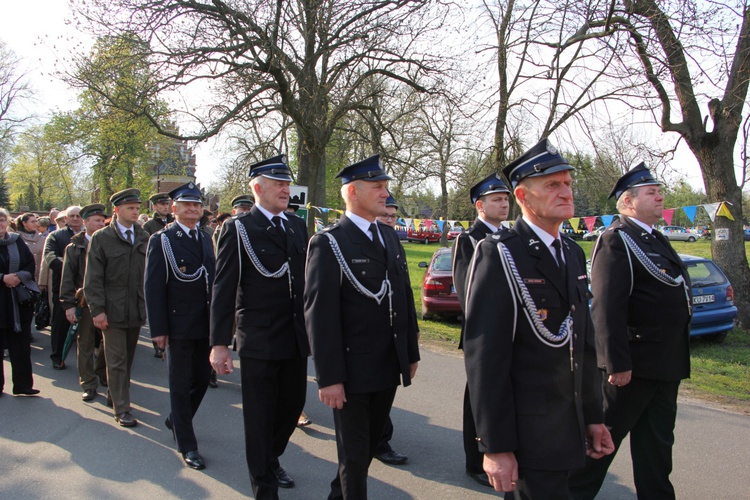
[
  {"x1": 16, "y1": 284, "x2": 40, "y2": 307},
  {"x1": 35, "y1": 291, "x2": 50, "y2": 329}
]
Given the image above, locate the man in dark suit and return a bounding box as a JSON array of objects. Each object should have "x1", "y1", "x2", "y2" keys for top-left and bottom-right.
[
  {"x1": 304, "y1": 154, "x2": 420, "y2": 500},
  {"x1": 44, "y1": 205, "x2": 83, "y2": 369},
  {"x1": 143, "y1": 192, "x2": 174, "y2": 235},
  {"x1": 210, "y1": 155, "x2": 308, "y2": 498},
  {"x1": 145, "y1": 182, "x2": 215, "y2": 470},
  {"x1": 451, "y1": 173, "x2": 510, "y2": 487},
  {"x1": 568, "y1": 164, "x2": 692, "y2": 500},
  {"x1": 464, "y1": 139, "x2": 613, "y2": 499}
]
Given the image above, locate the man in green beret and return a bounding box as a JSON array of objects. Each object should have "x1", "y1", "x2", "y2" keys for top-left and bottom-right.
[
  {"x1": 60, "y1": 204, "x2": 109, "y2": 402},
  {"x1": 143, "y1": 192, "x2": 174, "y2": 235},
  {"x1": 84, "y1": 188, "x2": 149, "y2": 427}
]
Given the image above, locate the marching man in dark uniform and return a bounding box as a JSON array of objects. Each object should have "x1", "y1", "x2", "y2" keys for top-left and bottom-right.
[
  {"x1": 60, "y1": 204, "x2": 108, "y2": 402},
  {"x1": 305, "y1": 154, "x2": 420, "y2": 500},
  {"x1": 464, "y1": 139, "x2": 613, "y2": 499},
  {"x1": 143, "y1": 192, "x2": 174, "y2": 235},
  {"x1": 451, "y1": 172, "x2": 511, "y2": 487},
  {"x1": 210, "y1": 155, "x2": 308, "y2": 498},
  {"x1": 372, "y1": 192, "x2": 417, "y2": 467},
  {"x1": 145, "y1": 182, "x2": 215, "y2": 470},
  {"x1": 568, "y1": 164, "x2": 692, "y2": 500},
  {"x1": 84, "y1": 188, "x2": 149, "y2": 428}
]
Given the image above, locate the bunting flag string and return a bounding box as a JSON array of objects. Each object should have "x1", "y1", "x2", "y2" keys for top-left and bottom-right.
[
  {"x1": 683, "y1": 206, "x2": 697, "y2": 223},
  {"x1": 662, "y1": 208, "x2": 675, "y2": 225},
  {"x1": 305, "y1": 201, "x2": 735, "y2": 233}
]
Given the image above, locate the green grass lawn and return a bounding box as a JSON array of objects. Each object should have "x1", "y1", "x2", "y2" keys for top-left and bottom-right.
[{"x1": 404, "y1": 239, "x2": 750, "y2": 408}]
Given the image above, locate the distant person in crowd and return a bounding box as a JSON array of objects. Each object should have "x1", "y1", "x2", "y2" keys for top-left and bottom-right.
[
  {"x1": 44, "y1": 206, "x2": 83, "y2": 370},
  {"x1": 15, "y1": 213, "x2": 45, "y2": 284},
  {"x1": 568, "y1": 164, "x2": 692, "y2": 500},
  {"x1": 211, "y1": 155, "x2": 309, "y2": 497},
  {"x1": 143, "y1": 192, "x2": 174, "y2": 235},
  {"x1": 371, "y1": 192, "x2": 417, "y2": 467},
  {"x1": 137, "y1": 213, "x2": 149, "y2": 225},
  {"x1": 0, "y1": 207, "x2": 40, "y2": 397},
  {"x1": 47, "y1": 208, "x2": 60, "y2": 233},
  {"x1": 451, "y1": 173, "x2": 511, "y2": 488},
  {"x1": 231, "y1": 194, "x2": 254, "y2": 216},
  {"x1": 60, "y1": 204, "x2": 109, "y2": 403},
  {"x1": 305, "y1": 154, "x2": 420, "y2": 499},
  {"x1": 199, "y1": 209, "x2": 214, "y2": 237},
  {"x1": 146, "y1": 183, "x2": 215, "y2": 470},
  {"x1": 36, "y1": 216, "x2": 51, "y2": 236},
  {"x1": 84, "y1": 189, "x2": 149, "y2": 428},
  {"x1": 211, "y1": 212, "x2": 231, "y2": 252},
  {"x1": 144, "y1": 191, "x2": 176, "y2": 359},
  {"x1": 464, "y1": 139, "x2": 613, "y2": 498}
]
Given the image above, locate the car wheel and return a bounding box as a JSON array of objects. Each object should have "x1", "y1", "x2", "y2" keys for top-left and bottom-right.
[
  {"x1": 687, "y1": 236, "x2": 696, "y2": 242},
  {"x1": 424, "y1": 237, "x2": 430, "y2": 244},
  {"x1": 706, "y1": 331, "x2": 728, "y2": 343}
]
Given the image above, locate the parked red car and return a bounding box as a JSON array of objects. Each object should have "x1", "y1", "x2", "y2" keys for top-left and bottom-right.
[
  {"x1": 418, "y1": 247, "x2": 461, "y2": 320},
  {"x1": 407, "y1": 225, "x2": 442, "y2": 244},
  {"x1": 447, "y1": 227, "x2": 465, "y2": 240}
]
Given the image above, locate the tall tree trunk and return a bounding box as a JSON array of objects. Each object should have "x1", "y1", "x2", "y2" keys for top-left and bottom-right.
[
  {"x1": 695, "y1": 144, "x2": 750, "y2": 327},
  {"x1": 297, "y1": 134, "x2": 327, "y2": 237}
]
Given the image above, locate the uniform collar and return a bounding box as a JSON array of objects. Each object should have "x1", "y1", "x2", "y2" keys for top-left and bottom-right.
[
  {"x1": 345, "y1": 210, "x2": 376, "y2": 237},
  {"x1": 255, "y1": 202, "x2": 288, "y2": 224},
  {"x1": 476, "y1": 217, "x2": 498, "y2": 233},
  {"x1": 627, "y1": 216, "x2": 655, "y2": 234}
]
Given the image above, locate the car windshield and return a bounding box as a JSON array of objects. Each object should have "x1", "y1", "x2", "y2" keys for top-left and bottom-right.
[
  {"x1": 432, "y1": 253, "x2": 453, "y2": 272},
  {"x1": 685, "y1": 261, "x2": 727, "y2": 287}
]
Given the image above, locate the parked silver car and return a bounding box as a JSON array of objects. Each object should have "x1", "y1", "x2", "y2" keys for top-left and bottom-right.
[{"x1": 659, "y1": 225, "x2": 699, "y2": 242}]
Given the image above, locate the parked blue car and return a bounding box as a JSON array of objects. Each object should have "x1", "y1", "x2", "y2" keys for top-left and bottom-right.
[
  {"x1": 681, "y1": 254, "x2": 738, "y2": 342},
  {"x1": 586, "y1": 253, "x2": 737, "y2": 342}
]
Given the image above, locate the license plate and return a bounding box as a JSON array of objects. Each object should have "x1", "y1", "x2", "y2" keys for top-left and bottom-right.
[{"x1": 693, "y1": 295, "x2": 715, "y2": 304}]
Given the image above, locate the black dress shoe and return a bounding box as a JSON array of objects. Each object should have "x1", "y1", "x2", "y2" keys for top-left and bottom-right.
[
  {"x1": 208, "y1": 369, "x2": 218, "y2": 388},
  {"x1": 81, "y1": 389, "x2": 96, "y2": 402},
  {"x1": 273, "y1": 466, "x2": 295, "y2": 488},
  {"x1": 13, "y1": 388, "x2": 40, "y2": 396},
  {"x1": 52, "y1": 361, "x2": 66, "y2": 370},
  {"x1": 466, "y1": 469, "x2": 492, "y2": 487},
  {"x1": 115, "y1": 412, "x2": 138, "y2": 427},
  {"x1": 165, "y1": 417, "x2": 176, "y2": 441},
  {"x1": 182, "y1": 450, "x2": 206, "y2": 470},
  {"x1": 375, "y1": 450, "x2": 408, "y2": 466}
]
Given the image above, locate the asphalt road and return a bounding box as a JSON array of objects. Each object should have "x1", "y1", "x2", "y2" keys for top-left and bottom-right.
[{"x1": 1, "y1": 327, "x2": 749, "y2": 499}]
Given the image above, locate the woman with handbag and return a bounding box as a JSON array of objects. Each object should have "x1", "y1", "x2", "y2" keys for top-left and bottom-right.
[{"x1": 0, "y1": 208, "x2": 40, "y2": 396}]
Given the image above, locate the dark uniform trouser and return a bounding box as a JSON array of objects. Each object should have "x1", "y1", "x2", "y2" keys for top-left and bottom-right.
[
  {"x1": 505, "y1": 468, "x2": 571, "y2": 500},
  {"x1": 240, "y1": 356, "x2": 307, "y2": 500},
  {"x1": 76, "y1": 307, "x2": 106, "y2": 390},
  {"x1": 463, "y1": 383, "x2": 485, "y2": 473},
  {"x1": 1, "y1": 324, "x2": 34, "y2": 392},
  {"x1": 166, "y1": 338, "x2": 211, "y2": 453},
  {"x1": 568, "y1": 378, "x2": 680, "y2": 500},
  {"x1": 328, "y1": 387, "x2": 397, "y2": 500},
  {"x1": 49, "y1": 293, "x2": 67, "y2": 362},
  {"x1": 102, "y1": 326, "x2": 140, "y2": 413}
]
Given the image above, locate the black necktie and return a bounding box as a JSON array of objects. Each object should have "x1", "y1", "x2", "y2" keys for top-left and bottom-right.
[
  {"x1": 552, "y1": 239, "x2": 567, "y2": 283},
  {"x1": 272, "y1": 216, "x2": 286, "y2": 243},
  {"x1": 125, "y1": 229, "x2": 133, "y2": 245},
  {"x1": 370, "y1": 223, "x2": 383, "y2": 247}
]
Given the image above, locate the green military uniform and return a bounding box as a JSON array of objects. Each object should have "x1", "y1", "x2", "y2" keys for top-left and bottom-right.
[
  {"x1": 83, "y1": 190, "x2": 149, "y2": 423},
  {"x1": 60, "y1": 226, "x2": 107, "y2": 394}
]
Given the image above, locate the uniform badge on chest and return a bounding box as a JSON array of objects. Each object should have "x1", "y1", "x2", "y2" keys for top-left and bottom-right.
[{"x1": 538, "y1": 309, "x2": 548, "y2": 321}]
